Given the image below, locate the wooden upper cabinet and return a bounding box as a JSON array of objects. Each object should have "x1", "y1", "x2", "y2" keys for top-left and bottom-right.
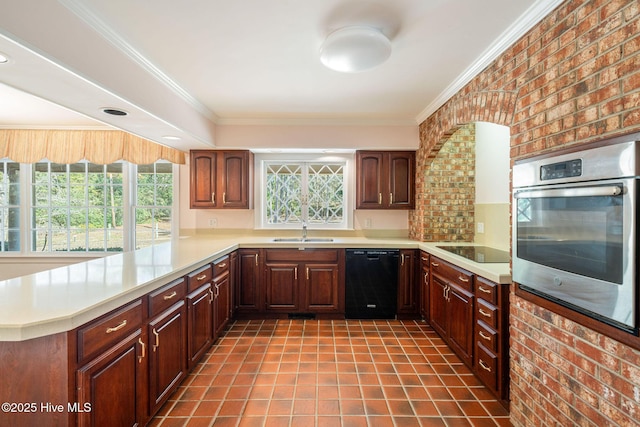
[
  {"x1": 190, "y1": 150, "x2": 253, "y2": 209},
  {"x1": 356, "y1": 151, "x2": 415, "y2": 209}
]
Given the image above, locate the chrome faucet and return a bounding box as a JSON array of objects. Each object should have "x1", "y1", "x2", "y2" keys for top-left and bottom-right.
[{"x1": 302, "y1": 221, "x2": 307, "y2": 240}]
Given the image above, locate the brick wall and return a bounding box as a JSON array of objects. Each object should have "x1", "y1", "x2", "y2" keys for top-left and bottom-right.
[{"x1": 412, "y1": 0, "x2": 640, "y2": 425}]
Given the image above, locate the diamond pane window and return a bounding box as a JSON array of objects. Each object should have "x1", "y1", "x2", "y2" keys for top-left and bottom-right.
[{"x1": 264, "y1": 161, "x2": 346, "y2": 228}]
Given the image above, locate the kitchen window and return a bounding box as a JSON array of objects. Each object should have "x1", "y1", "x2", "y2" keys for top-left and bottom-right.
[
  {"x1": 256, "y1": 153, "x2": 352, "y2": 230},
  {"x1": 0, "y1": 159, "x2": 176, "y2": 254},
  {"x1": 0, "y1": 160, "x2": 20, "y2": 252}
]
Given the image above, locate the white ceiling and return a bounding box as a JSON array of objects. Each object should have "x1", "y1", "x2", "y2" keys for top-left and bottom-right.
[{"x1": 0, "y1": 0, "x2": 564, "y2": 150}]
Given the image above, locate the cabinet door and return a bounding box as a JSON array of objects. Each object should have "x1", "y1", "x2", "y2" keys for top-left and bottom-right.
[
  {"x1": 236, "y1": 249, "x2": 262, "y2": 313},
  {"x1": 148, "y1": 302, "x2": 187, "y2": 415},
  {"x1": 447, "y1": 284, "x2": 474, "y2": 367},
  {"x1": 265, "y1": 262, "x2": 299, "y2": 311},
  {"x1": 77, "y1": 331, "x2": 146, "y2": 427},
  {"x1": 420, "y1": 253, "x2": 430, "y2": 320},
  {"x1": 305, "y1": 263, "x2": 340, "y2": 312},
  {"x1": 214, "y1": 274, "x2": 230, "y2": 337},
  {"x1": 186, "y1": 284, "x2": 213, "y2": 368},
  {"x1": 388, "y1": 152, "x2": 415, "y2": 209},
  {"x1": 218, "y1": 151, "x2": 251, "y2": 208},
  {"x1": 429, "y1": 275, "x2": 448, "y2": 339},
  {"x1": 397, "y1": 250, "x2": 418, "y2": 317},
  {"x1": 356, "y1": 151, "x2": 384, "y2": 208},
  {"x1": 190, "y1": 151, "x2": 217, "y2": 208}
]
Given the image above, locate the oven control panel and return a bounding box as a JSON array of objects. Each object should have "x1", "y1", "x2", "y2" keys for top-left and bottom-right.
[{"x1": 540, "y1": 159, "x2": 582, "y2": 180}]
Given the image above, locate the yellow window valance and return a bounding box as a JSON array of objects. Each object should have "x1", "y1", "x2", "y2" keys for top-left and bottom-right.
[{"x1": 0, "y1": 129, "x2": 185, "y2": 164}]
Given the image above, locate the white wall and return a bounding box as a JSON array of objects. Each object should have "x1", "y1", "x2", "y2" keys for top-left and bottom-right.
[
  {"x1": 474, "y1": 122, "x2": 510, "y2": 250},
  {"x1": 475, "y1": 122, "x2": 510, "y2": 204},
  {"x1": 179, "y1": 124, "x2": 419, "y2": 233}
]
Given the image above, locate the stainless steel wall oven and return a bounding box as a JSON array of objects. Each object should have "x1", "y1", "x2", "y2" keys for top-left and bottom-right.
[{"x1": 513, "y1": 137, "x2": 639, "y2": 334}]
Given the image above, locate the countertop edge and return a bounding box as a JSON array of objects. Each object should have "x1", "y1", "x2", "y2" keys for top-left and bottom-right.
[{"x1": 0, "y1": 237, "x2": 511, "y2": 342}]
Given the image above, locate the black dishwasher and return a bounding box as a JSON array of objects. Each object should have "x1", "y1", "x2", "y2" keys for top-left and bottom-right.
[{"x1": 345, "y1": 249, "x2": 399, "y2": 319}]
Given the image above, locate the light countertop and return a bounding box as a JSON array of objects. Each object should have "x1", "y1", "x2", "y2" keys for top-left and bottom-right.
[{"x1": 0, "y1": 235, "x2": 510, "y2": 342}]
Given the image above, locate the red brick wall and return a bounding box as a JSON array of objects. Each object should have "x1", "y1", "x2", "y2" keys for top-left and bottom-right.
[{"x1": 412, "y1": 0, "x2": 640, "y2": 425}]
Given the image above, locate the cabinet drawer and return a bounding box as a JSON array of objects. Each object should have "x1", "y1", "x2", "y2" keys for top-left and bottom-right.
[
  {"x1": 476, "y1": 343, "x2": 498, "y2": 391},
  {"x1": 213, "y1": 256, "x2": 230, "y2": 279},
  {"x1": 148, "y1": 278, "x2": 187, "y2": 318},
  {"x1": 430, "y1": 256, "x2": 473, "y2": 291},
  {"x1": 266, "y1": 248, "x2": 339, "y2": 263},
  {"x1": 476, "y1": 299, "x2": 498, "y2": 329},
  {"x1": 475, "y1": 277, "x2": 498, "y2": 305},
  {"x1": 187, "y1": 265, "x2": 213, "y2": 292},
  {"x1": 476, "y1": 321, "x2": 498, "y2": 352},
  {"x1": 78, "y1": 300, "x2": 143, "y2": 363}
]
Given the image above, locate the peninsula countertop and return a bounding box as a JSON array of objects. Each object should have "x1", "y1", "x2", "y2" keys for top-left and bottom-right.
[{"x1": 0, "y1": 235, "x2": 511, "y2": 342}]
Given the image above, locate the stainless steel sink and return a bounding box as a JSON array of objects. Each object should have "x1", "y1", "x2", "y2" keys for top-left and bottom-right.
[{"x1": 272, "y1": 237, "x2": 334, "y2": 242}]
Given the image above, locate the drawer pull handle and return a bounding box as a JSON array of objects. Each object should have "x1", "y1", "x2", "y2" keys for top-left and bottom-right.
[
  {"x1": 389, "y1": 192, "x2": 393, "y2": 204},
  {"x1": 152, "y1": 328, "x2": 160, "y2": 352},
  {"x1": 211, "y1": 192, "x2": 215, "y2": 203},
  {"x1": 431, "y1": 262, "x2": 440, "y2": 267},
  {"x1": 106, "y1": 320, "x2": 127, "y2": 334},
  {"x1": 209, "y1": 288, "x2": 214, "y2": 303},
  {"x1": 424, "y1": 272, "x2": 429, "y2": 284},
  {"x1": 479, "y1": 360, "x2": 492, "y2": 372},
  {"x1": 479, "y1": 308, "x2": 492, "y2": 318},
  {"x1": 479, "y1": 331, "x2": 491, "y2": 341},
  {"x1": 421, "y1": 257, "x2": 428, "y2": 262},
  {"x1": 378, "y1": 193, "x2": 382, "y2": 204},
  {"x1": 255, "y1": 254, "x2": 259, "y2": 266},
  {"x1": 458, "y1": 275, "x2": 469, "y2": 283},
  {"x1": 214, "y1": 284, "x2": 220, "y2": 298},
  {"x1": 196, "y1": 274, "x2": 207, "y2": 281},
  {"x1": 306, "y1": 267, "x2": 310, "y2": 280},
  {"x1": 217, "y1": 263, "x2": 227, "y2": 268},
  {"x1": 478, "y1": 286, "x2": 491, "y2": 294},
  {"x1": 223, "y1": 192, "x2": 226, "y2": 204},
  {"x1": 138, "y1": 338, "x2": 145, "y2": 363},
  {"x1": 163, "y1": 291, "x2": 177, "y2": 300},
  {"x1": 294, "y1": 267, "x2": 298, "y2": 280}
]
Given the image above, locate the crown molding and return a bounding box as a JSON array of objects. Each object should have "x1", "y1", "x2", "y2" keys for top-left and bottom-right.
[
  {"x1": 59, "y1": 0, "x2": 219, "y2": 123},
  {"x1": 414, "y1": 0, "x2": 566, "y2": 125}
]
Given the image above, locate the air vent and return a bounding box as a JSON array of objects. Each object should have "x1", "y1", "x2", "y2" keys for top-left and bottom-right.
[{"x1": 102, "y1": 108, "x2": 128, "y2": 116}]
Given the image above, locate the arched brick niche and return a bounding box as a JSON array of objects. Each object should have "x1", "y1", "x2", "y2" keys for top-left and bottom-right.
[{"x1": 409, "y1": 91, "x2": 517, "y2": 241}]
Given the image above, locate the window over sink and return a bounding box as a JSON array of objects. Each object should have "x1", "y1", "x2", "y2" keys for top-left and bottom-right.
[{"x1": 255, "y1": 153, "x2": 353, "y2": 230}]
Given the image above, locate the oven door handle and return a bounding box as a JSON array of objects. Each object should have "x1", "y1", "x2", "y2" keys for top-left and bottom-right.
[{"x1": 514, "y1": 185, "x2": 622, "y2": 199}]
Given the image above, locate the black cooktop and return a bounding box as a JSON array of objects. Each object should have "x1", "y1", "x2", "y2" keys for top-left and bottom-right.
[{"x1": 436, "y1": 245, "x2": 510, "y2": 263}]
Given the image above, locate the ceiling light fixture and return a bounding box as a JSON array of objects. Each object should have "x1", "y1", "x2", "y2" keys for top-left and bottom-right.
[
  {"x1": 320, "y1": 26, "x2": 391, "y2": 73},
  {"x1": 0, "y1": 52, "x2": 10, "y2": 64}
]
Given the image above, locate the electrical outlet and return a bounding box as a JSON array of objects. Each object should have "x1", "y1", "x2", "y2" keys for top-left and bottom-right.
[
  {"x1": 477, "y1": 222, "x2": 484, "y2": 233},
  {"x1": 208, "y1": 218, "x2": 218, "y2": 227},
  {"x1": 364, "y1": 218, "x2": 372, "y2": 229}
]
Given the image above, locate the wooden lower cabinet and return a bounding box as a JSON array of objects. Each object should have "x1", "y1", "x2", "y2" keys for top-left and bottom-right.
[
  {"x1": 419, "y1": 252, "x2": 430, "y2": 320},
  {"x1": 187, "y1": 284, "x2": 213, "y2": 368},
  {"x1": 77, "y1": 330, "x2": 147, "y2": 427},
  {"x1": 236, "y1": 249, "x2": 263, "y2": 314},
  {"x1": 397, "y1": 249, "x2": 419, "y2": 318},
  {"x1": 214, "y1": 269, "x2": 231, "y2": 338},
  {"x1": 263, "y1": 249, "x2": 344, "y2": 316},
  {"x1": 429, "y1": 256, "x2": 474, "y2": 367},
  {"x1": 148, "y1": 302, "x2": 187, "y2": 415}
]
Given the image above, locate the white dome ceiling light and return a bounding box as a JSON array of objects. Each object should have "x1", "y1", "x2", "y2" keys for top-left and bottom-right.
[{"x1": 319, "y1": 26, "x2": 392, "y2": 73}]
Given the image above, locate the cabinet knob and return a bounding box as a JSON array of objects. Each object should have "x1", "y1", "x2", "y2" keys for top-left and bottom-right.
[
  {"x1": 105, "y1": 319, "x2": 127, "y2": 334},
  {"x1": 163, "y1": 291, "x2": 177, "y2": 300},
  {"x1": 479, "y1": 360, "x2": 492, "y2": 372},
  {"x1": 138, "y1": 338, "x2": 146, "y2": 363}
]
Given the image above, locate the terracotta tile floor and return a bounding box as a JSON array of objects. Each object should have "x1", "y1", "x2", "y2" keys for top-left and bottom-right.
[{"x1": 149, "y1": 319, "x2": 511, "y2": 427}]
